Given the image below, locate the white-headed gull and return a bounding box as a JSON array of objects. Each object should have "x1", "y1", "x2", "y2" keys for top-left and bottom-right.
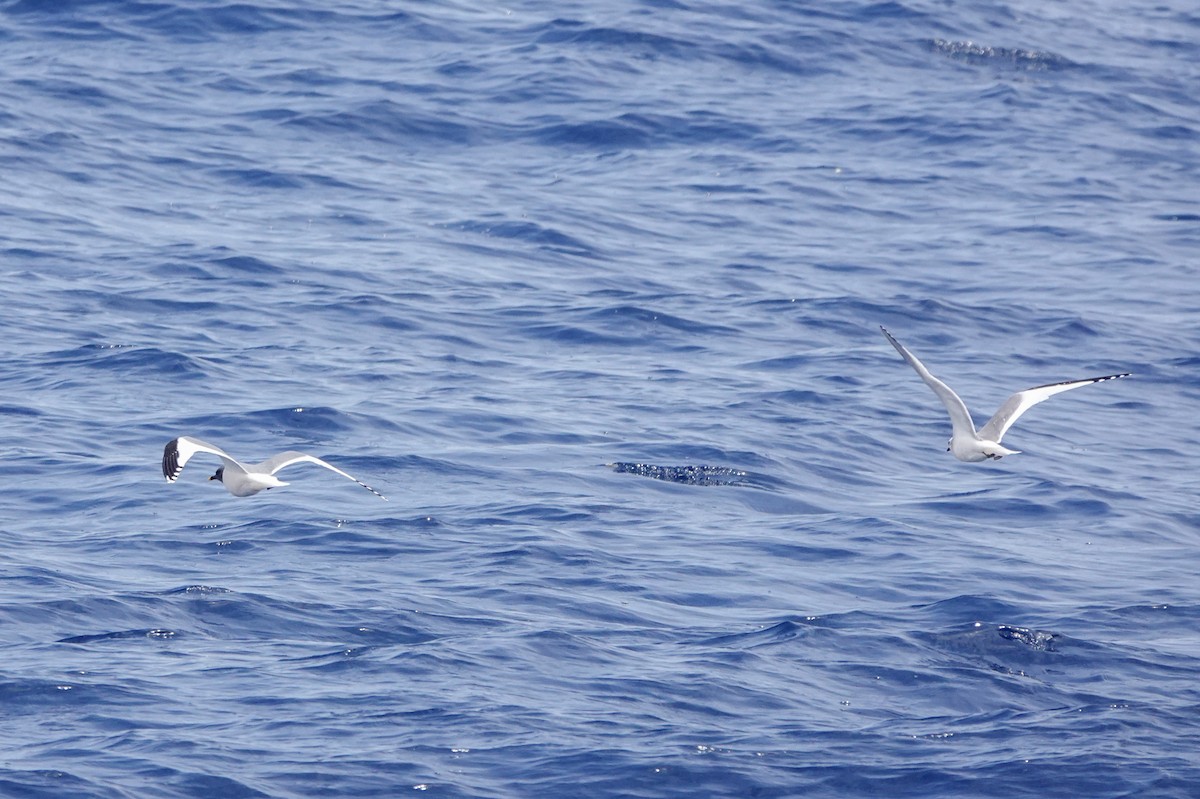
[
  {"x1": 162, "y1": 436, "x2": 387, "y2": 499},
  {"x1": 880, "y1": 326, "x2": 1130, "y2": 461}
]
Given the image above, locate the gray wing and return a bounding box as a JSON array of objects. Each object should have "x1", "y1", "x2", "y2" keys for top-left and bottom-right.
[
  {"x1": 977, "y1": 373, "x2": 1131, "y2": 443},
  {"x1": 880, "y1": 326, "x2": 977, "y2": 438},
  {"x1": 259, "y1": 451, "x2": 388, "y2": 500},
  {"x1": 162, "y1": 436, "x2": 244, "y2": 482}
]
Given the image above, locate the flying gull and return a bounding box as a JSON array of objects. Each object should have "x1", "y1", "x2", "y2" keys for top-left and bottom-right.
[
  {"x1": 162, "y1": 436, "x2": 387, "y2": 499},
  {"x1": 880, "y1": 326, "x2": 1130, "y2": 461}
]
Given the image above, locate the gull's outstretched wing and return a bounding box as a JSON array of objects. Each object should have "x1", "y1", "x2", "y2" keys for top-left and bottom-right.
[
  {"x1": 259, "y1": 451, "x2": 388, "y2": 501},
  {"x1": 880, "y1": 326, "x2": 977, "y2": 438},
  {"x1": 977, "y1": 373, "x2": 1131, "y2": 444},
  {"x1": 163, "y1": 436, "x2": 243, "y2": 482}
]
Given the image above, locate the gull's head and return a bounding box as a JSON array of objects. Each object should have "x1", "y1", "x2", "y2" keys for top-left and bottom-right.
[{"x1": 209, "y1": 467, "x2": 224, "y2": 483}]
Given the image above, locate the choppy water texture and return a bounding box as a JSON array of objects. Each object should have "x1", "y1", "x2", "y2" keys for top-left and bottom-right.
[{"x1": 2, "y1": 1, "x2": 1198, "y2": 797}]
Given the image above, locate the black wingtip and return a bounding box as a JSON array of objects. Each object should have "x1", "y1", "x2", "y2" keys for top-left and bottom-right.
[
  {"x1": 1086, "y1": 373, "x2": 1132, "y2": 387},
  {"x1": 1084, "y1": 372, "x2": 1132, "y2": 385},
  {"x1": 1029, "y1": 372, "x2": 1132, "y2": 391},
  {"x1": 162, "y1": 438, "x2": 182, "y2": 483},
  {"x1": 356, "y1": 480, "x2": 388, "y2": 501}
]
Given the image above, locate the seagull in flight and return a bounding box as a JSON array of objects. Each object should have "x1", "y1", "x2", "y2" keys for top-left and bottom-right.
[
  {"x1": 162, "y1": 436, "x2": 387, "y2": 499},
  {"x1": 880, "y1": 326, "x2": 1130, "y2": 461}
]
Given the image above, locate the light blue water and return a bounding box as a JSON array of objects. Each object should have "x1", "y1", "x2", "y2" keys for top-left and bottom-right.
[{"x1": 1, "y1": 1, "x2": 1198, "y2": 797}]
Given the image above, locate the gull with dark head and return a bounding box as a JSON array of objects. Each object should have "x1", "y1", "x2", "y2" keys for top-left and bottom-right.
[
  {"x1": 162, "y1": 436, "x2": 387, "y2": 499},
  {"x1": 880, "y1": 326, "x2": 1130, "y2": 462}
]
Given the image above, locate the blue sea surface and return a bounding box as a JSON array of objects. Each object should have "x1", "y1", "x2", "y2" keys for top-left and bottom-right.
[{"x1": 2, "y1": 0, "x2": 1198, "y2": 796}]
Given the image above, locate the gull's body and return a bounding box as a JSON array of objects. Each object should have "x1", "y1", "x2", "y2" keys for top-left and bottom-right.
[
  {"x1": 880, "y1": 327, "x2": 1129, "y2": 462},
  {"x1": 162, "y1": 436, "x2": 387, "y2": 499}
]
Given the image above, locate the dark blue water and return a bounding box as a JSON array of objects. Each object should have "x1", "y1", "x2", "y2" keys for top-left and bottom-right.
[{"x1": 2, "y1": 1, "x2": 1198, "y2": 796}]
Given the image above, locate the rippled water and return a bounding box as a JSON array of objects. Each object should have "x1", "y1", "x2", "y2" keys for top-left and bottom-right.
[{"x1": 2, "y1": 1, "x2": 1198, "y2": 797}]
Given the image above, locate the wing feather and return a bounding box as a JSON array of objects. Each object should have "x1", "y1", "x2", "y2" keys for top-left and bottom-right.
[
  {"x1": 162, "y1": 436, "x2": 243, "y2": 483},
  {"x1": 880, "y1": 327, "x2": 977, "y2": 438},
  {"x1": 977, "y1": 373, "x2": 1131, "y2": 443},
  {"x1": 258, "y1": 451, "x2": 388, "y2": 501}
]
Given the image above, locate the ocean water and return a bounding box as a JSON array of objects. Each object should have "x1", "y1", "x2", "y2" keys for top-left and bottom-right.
[{"x1": 1, "y1": 0, "x2": 1198, "y2": 796}]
